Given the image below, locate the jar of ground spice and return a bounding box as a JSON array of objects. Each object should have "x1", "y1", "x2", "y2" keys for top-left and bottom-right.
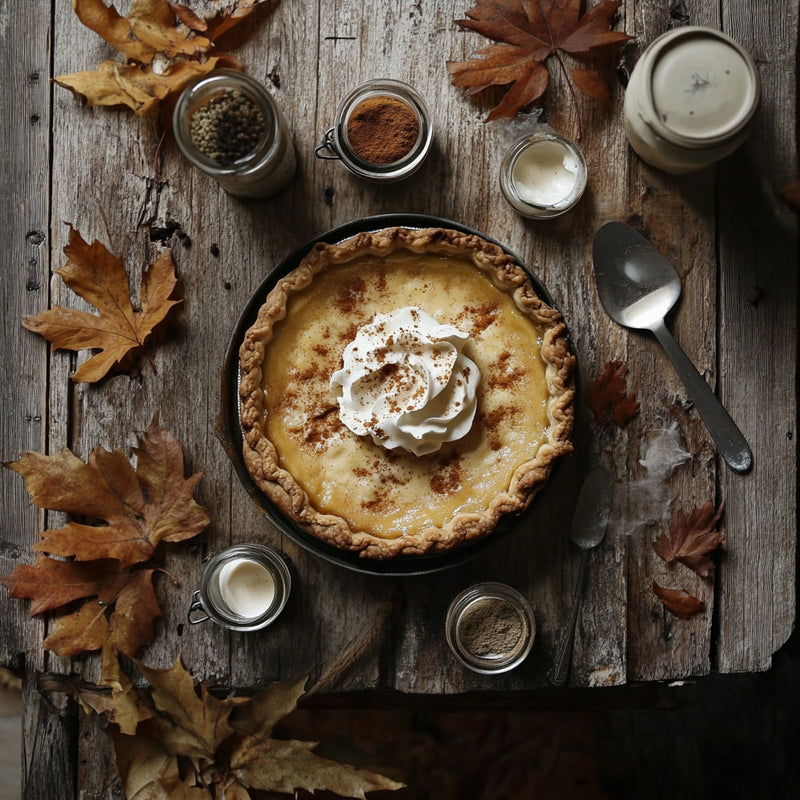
[
  {"x1": 173, "y1": 69, "x2": 296, "y2": 198},
  {"x1": 315, "y1": 78, "x2": 433, "y2": 182},
  {"x1": 446, "y1": 582, "x2": 535, "y2": 674}
]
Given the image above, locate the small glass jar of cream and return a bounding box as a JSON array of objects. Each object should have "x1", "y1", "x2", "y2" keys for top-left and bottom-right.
[
  {"x1": 446, "y1": 582, "x2": 535, "y2": 674},
  {"x1": 173, "y1": 69, "x2": 296, "y2": 198},
  {"x1": 188, "y1": 544, "x2": 291, "y2": 632},
  {"x1": 623, "y1": 26, "x2": 760, "y2": 174},
  {"x1": 500, "y1": 131, "x2": 587, "y2": 219},
  {"x1": 314, "y1": 78, "x2": 433, "y2": 182}
]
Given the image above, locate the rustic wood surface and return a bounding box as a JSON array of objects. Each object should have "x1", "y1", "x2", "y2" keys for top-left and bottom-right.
[{"x1": 1, "y1": 0, "x2": 796, "y2": 797}]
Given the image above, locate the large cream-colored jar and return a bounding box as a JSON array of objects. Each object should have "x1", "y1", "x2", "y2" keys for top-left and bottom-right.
[{"x1": 623, "y1": 26, "x2": 760, "y2": 174}]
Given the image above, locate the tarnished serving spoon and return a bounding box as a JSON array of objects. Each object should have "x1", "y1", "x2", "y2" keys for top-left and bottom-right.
[
  {"x1": 551, "y1": 465, "x2": 613, "y2": 687},
  {"x1": 593, "y1": 221, "x2": 752, "y2": 474}
]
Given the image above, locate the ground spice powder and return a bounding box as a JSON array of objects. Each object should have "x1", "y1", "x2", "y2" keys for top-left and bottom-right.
[
  {"x1": 458, "y1": 597, "x2": 525, "y2": 658},
  {"x1": 346, "y1": 95, "x2": 420, "y2": 165}
]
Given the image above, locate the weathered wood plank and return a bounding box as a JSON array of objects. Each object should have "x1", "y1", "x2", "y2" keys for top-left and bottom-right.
[
  {"x1": 0, "y1": 1, "x2": 74, "y2": 798},
  {"x1": 715, "y1": 0, "x2": 797, "y2": 671},
  {"x1": 1, "y1": 0, "x2": 796, "y2": 795}
]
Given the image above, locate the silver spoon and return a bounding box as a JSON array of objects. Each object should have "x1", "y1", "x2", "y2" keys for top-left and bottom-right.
[
  {"x1": 551, "y1": 465, "x2": 613, "y2": 686},
  {"x1": 593, "y1": 221, "x2": 752, "y2": 474}
]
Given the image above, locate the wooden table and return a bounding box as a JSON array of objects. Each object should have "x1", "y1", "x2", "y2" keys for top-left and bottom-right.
[{"x1": 1, "y1": 1, "x2": 796, "y2": 796}]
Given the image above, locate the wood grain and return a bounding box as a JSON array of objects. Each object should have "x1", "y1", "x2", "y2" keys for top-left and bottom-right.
[{"x1": 0, "y1": 1, "x2": 796, "y2": 796}]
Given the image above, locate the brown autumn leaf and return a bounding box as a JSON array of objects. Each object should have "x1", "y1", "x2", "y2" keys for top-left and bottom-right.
[
  {"x1": 652, "y1": 581, "x2": 706, "y2": 619},
  {"x1": 79, "y1": 658, "x2": 404, "y2": 800},
  {"x1": 55, "y1": 0, "x2": 265, "y2": 115},
  {"x1": 447, "y1": 0, "x2": 632, "y2": 133},
  {"x1": 780, "y1": 177, "x2": 800, "y2": 207},
  {"x1": 586, "y1": 360, "x2": 640, "y2": 428},
  {"x1": 22, "y1": 224, "x2": 179, "y2": 383},
  {"x1": 0, "y1": 415, "x2": 210, "y2": 656},
  {"x1": 653, "y1": 500, "x2": 725, "y2": 578}
]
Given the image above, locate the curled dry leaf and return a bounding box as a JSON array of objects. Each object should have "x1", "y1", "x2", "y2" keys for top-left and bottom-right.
[
  {"x1": 22, "y1": 224, "x2": 179, "y2": 383},
  {"x1": 780, "y1": 177, "x2": 800, "y2": 207},
  {"x1": 78, "y1": 657, "x2": 404, "y2": 800},
  {"x1": 653, "y1": 500, "x2": 725, "y2": 578},
  {"x1": 447, "y1": 0, "x2": 632, "y2": 134},
  {"x1": 0, "y1": 415, "x2": 210, "y2": 657},
  {"x1": 586, "y1": 360, "x2": 640, "y2": 428},
  {"x1": 652, "y1": 581, "x2": 706, "y2": 619},
  {"x1": 55, "y1": 0, "x2": 267, "y2": 115}
]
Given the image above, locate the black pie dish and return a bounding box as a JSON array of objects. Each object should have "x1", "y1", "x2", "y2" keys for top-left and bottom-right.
[{"x1": 217, "y1": 213, "x2": 573, "y2": 576}]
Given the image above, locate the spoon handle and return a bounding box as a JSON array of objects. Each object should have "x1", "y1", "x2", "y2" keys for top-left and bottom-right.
[
  {"x1": 650, "y1": 320, "x2": 753, "y2": 473},
  {"x1": 551, "y1": 548, "x2": 591, "y2": 686}
]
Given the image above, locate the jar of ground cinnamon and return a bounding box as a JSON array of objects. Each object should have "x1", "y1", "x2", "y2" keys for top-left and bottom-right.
[{"x1": 315, "y1": 79, "x2": 433, "y2": 182}]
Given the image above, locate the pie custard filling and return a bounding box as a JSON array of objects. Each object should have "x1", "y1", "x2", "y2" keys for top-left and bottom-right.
[{"x1": 239, "y1": 227, "x2": 575, "y2": 559}]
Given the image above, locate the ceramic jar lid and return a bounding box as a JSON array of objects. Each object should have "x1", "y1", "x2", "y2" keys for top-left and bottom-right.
[{"x1": 624, "y1": 26, "x2": 760, "y2": 173}]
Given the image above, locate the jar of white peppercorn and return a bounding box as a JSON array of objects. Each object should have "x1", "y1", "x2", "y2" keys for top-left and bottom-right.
[{"x1": 173, "y1": 69, "x2": 296, "y2": 198}]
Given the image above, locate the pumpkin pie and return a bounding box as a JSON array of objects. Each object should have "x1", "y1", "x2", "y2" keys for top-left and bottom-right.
[{"x1": 239, "y1": 226, "x2": 574, "y2": 559}]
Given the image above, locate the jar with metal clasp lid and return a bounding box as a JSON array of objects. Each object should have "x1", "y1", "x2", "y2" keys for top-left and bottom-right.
[
  {"x1": 173, "y1": 69, "x2": 296, "y2": 197},
  {"x1": 623, "y1": 26, "x2": 760, "y2": 174},
  {"x1": 314, "y1": 78, "x2": 434, "y2": 182},
  {"x1": 187, "y1": 544, "x2": 291, "y2": 632}
]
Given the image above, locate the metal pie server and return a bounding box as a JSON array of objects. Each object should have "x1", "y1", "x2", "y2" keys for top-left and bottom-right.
[
  {"x1": 551, "y1": 464, "x2": 613, "y2": 686},
  {"x1": 593, "y1": 221, "x2": 753, "y2": 474}
]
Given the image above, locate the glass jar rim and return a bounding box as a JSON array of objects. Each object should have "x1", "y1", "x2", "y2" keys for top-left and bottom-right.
[{"x1": 173, "y1": 69, "x2": 282, "y2": 176}]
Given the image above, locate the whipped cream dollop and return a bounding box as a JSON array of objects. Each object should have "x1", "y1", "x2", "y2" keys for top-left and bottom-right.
[{"x1": 330, "y1": 307, "x2": 480, "y2": 456}]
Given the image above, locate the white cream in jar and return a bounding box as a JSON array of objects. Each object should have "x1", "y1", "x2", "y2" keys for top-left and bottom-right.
[
  {"x1": 500, "y1": 132, "x2": 587, "y2": 218},
  {"x1": 188, "y1": 544, "x2": 291, "y2": 632},
  {"x1": 217, "y1": 557, "x2": 276, "y2": 619}
]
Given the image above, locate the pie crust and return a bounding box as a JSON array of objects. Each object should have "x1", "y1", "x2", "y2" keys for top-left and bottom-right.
[{"x1": 239, "y1": 226, "x2": 575, "y2": 559}]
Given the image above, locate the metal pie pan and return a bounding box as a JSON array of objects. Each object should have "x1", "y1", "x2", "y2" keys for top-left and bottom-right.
[{"x1": 217, "y1": 213, "x2": 570, "y2": 576}]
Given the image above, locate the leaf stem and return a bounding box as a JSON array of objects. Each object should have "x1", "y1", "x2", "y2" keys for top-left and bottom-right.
[{"x1": 554, "y1": 50, "x2": 582, "y2": 142}]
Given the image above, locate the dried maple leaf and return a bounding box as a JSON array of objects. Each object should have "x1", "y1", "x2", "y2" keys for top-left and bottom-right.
[
  {"x1": 780, "y1": 177, "x2": 800, "y2": 207},
  {"x1": 0, "y1": 415, "x2": 210, "y2": 656},
  {"x1": 653, "y1": 500, "x2": 725, "y2": 578},
  {"x1": 79, "y1": 658, "x2": 404, "y2": 799},
  {"x1": 447, "y1": 0, "x2": 632, "y2": 134},
  {"x1": 586, "y1": 360, "x2": 640, "y2": 427},
  {"x1": 55, "y1": 0, "x2": 265, "y2": 115},
  {"x1": 652, "y1": 581, "x2": 706, "y2": 619},
  {"x1": 22, "y1": 224, "x2": 179, "y2": 383}
]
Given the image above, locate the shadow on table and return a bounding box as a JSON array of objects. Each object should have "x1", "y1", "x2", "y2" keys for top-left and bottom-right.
[{"x1": 283, "y1": 629, "x2": 800, "y2": 800}]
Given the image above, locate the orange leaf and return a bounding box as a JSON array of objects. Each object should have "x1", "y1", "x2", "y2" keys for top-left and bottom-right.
[
  {"x1": 0, "y1": 416, "x2": 210, "y2": 656},
  {"x1": 780, "y1": 177, "x2": 800, "y2": 207},
  {"x1": 169, "y1": 3, "x2": 208, "y2": 32},
  {"x1": 447, "y1": 0, "x2": 632, "y2": 126},
  {"x1": 0, "y1": 557, "x2": 126, "y2": 615},
  {"x1": 58, "y1": 0, "x2": 263, "y2": 114},
  {"x1": 653, "y1": 501, "x2": 725, "y2": 577},
  {"x1": 652, "y1": 581, "x2": 706, "y2": 619},
  {"x1": 586, "y1": 360, "x2": 640, "y2": 427},
  {"x1": 21, "y1": 224, "x2": 179, "y2": 382}
]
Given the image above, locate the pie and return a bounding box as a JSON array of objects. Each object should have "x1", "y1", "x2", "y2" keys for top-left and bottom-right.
[{"x1": 239, "y1": 226, "x2": 575, "y2": 559}]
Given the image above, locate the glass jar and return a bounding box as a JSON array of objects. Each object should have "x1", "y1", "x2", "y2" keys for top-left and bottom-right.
[
  {"x1": 173, "y1": 69, "x2": 296, "y2": 198},
  {"x1": 187, "y1": 544, "x2": 291, "y2": 632},
  {"x1": 445, "y1": 582, "x2": 535, "y2": 674},
  {"x1": 623, "y1": 26, "x2": 760, "y2": 174},
  {"x1": 315, "y1": 78, "x2": 433, "y2": 182},
  {"x1": 499, "y1": 131, "x2": 587, "y2": 219}
]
